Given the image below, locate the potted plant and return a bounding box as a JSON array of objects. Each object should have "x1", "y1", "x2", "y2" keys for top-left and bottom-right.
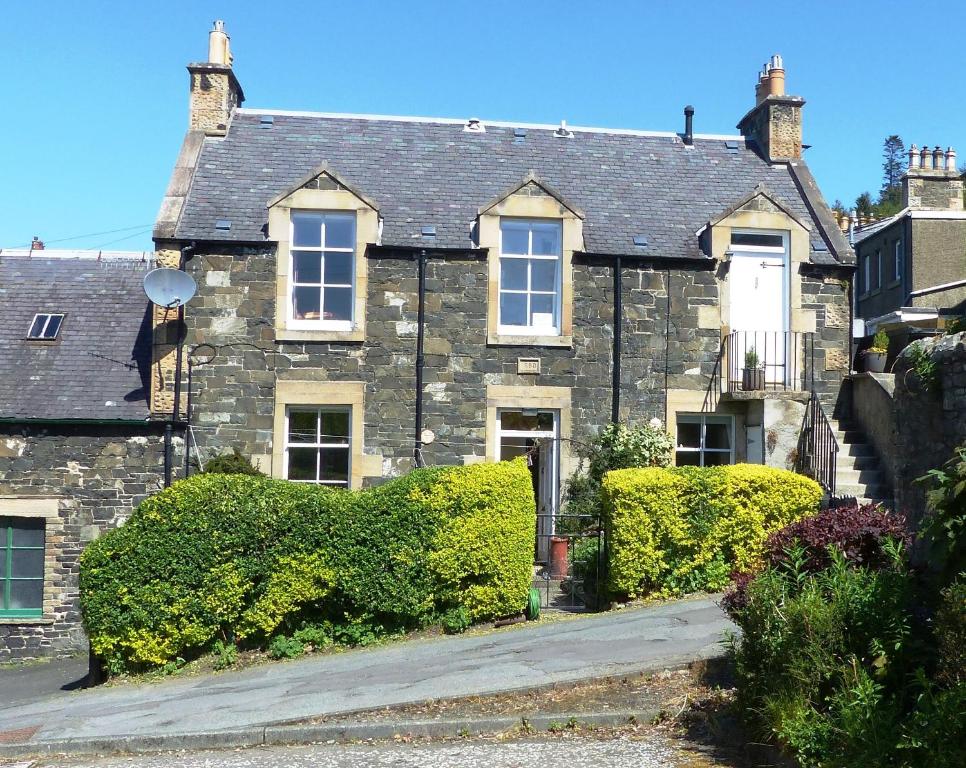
[
  {"x1": 742, "y1": 347, "x2": 765, "y2": 391},
  {"x1": 864, "y1": 330, "x2": 889, "y2": 373}
]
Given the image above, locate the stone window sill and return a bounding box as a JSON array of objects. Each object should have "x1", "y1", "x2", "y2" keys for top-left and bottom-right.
[
  {"x1": 487, "y1": 334, "x2": 572, "y2": 348},
  {"x1": 276, "y1": 328, "x2": 364, "y2": 343},
  {"x1": 0, "y1": 617, "x2": 53, "y2": 626}
]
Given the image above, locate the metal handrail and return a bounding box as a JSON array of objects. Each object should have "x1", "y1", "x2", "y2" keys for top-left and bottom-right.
[
  {"x1": 797, "y1": 391, "x2": 838, "y2": 493},
  {"x1": 706, "y1": 331, "x2": 814, "y2": 398}
]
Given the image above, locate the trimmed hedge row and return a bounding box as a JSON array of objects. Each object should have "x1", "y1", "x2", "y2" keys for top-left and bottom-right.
[
  {"x1": 602, "y1": 464, "x2": 822, "y2": 597},
  {"x1": 80, "y1": 459, "x2": 536, "y2": 672}
]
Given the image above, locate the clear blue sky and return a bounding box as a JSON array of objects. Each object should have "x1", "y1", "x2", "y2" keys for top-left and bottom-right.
[{"x1": 2, "y1": 1, "x2": 963, "y2": 253}]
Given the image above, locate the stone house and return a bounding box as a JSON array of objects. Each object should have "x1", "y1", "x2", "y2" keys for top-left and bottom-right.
[
  {"x1": 853, "y1": 144, "x2": 965, "y2": 361},
  {"x1": 0, "y1": 248, "x2": 169, "y2": 660},
  {"x1": 153, "y1": 26, "x2": 857, "y2": 524}
]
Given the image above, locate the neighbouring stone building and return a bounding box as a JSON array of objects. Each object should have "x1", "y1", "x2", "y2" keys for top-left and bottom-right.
[
  {"x1": 153, "y1": 30, "x2": 854, "y2": 509},
  {"x1": 0, "y1": 248, "x2": 169, "y2": 660},
  {"x1": 853, "y1": 144, "x2": 965, "y2": 365}
]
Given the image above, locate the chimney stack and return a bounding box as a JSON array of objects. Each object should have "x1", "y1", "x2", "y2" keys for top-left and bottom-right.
[
  {"x1": 903, "y1": 140, "x2": 963, "y2": 210},
  {"x1": 187, "y1": 20, "x2": 244, "y2": 136},
  {"x1": 738, "y1": 54, "x2": 805, "y2": 163}
]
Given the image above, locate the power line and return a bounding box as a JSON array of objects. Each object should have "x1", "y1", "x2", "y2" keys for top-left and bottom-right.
[
  {"x1": 10, "y1": 223, "x2": 153, "y2": 250},
  {"x1": 89, "y1": 228, "x2": 153, "y2": 250}
]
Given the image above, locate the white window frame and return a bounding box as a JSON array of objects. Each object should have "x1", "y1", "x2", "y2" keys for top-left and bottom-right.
[
  {"x1": 288, "y1": 211, "x2": 356, "y2": 331},
  {"x1": 893, "y1": 239, "x2": 902, "y2": 283},
  {"x1": 283, "y1": 406, "x2": 352, "y2": 487},
  {"x1": 497, "y1": 218, "x2": 562, "y2": 336},
  {"x1": 675, "y1": 414, "x2": 735, "y2": 467},
  {"x1": 26, "y1": 313, "x2": 64, "y2": 340},
  {"x1": 862, "y1": 252, "x2": 871, "y2": 295}
]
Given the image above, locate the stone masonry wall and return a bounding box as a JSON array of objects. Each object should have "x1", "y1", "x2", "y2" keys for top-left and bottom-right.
[
  {"x1": 180, "y1": 246, "x2": 725, "y2": 477},
  {"x1": 0, "y1": 425, "x2": 170, "y2": 660},
  {"x1": 800, "y1": 268, "x2": 852, "y2": 413}
]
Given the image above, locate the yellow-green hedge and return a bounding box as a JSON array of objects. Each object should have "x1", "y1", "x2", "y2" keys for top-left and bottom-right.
[
  {"x1": 80, "y1": 459, "x2": 535, "y2": 672},
  {"x1": 602, "y1": 464, "x2": 821, "y2": 598}
]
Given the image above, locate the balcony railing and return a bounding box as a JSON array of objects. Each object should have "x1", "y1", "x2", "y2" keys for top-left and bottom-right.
[{"x1": 723, "y1": 330, "x2": 815, "y2": 394}]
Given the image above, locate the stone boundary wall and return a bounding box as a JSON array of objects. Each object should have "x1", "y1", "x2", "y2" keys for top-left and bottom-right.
[
  {"x1": 0, "y1": 424, "x2": 171, "y2": 660},
  {"x1": 849, "y1": 373, "x2": 898, "y2": 495},
  {"x1": 892, "y1": 332, "x2": 966, "y2": 525}
]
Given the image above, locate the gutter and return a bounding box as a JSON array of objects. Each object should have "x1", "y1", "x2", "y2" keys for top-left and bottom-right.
[{"x1": 0, "y1": 418, "x2": 159, "y2": 427}]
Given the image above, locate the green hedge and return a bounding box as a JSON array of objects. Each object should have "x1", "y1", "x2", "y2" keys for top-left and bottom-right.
[
  {"x1": 80, "y1": 459, "x2": 535, "y2": 672},
  {"x1": 602, "y1": 464, "x2": 822, "y2": 597}
]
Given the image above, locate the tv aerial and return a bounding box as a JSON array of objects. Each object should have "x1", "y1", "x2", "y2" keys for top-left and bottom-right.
[{"x1": 143, "y1": 268, "x2": 197, "y2": 308}]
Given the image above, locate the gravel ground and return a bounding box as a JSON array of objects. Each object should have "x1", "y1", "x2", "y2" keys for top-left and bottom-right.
[{"x1": 27, "y1": 732, "x2": 722, "y2": 768}]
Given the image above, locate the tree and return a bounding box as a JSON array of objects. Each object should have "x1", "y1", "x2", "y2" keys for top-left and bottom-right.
[
  {"x1": 881, "y1": 135, "x2": 906, "y2": 195},
  {"x1": 854, "y1": 192, "x2": 875, "y2": 218}
]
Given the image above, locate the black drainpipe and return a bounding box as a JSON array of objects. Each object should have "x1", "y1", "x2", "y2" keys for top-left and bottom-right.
[
  {"x1": 663, "y1": 268, "x2": 672, "y2": 426},
  {"x1": 164, "y1": 244, "x2": 194, "y2": 488},
  {"x1": 413, "y1": 249, "x2": 428, "y2": 467},
  {"x1": 683, "y1": 105, "x2": 694, "y2": 146},
  {"x1": 611, "y1": 254, "x2": 622, "y2": 423}
]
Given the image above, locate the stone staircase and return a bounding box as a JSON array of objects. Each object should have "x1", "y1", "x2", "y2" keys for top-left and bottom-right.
[{"x1": 829, "y1": 418, "x2": 893, "y2": 507}]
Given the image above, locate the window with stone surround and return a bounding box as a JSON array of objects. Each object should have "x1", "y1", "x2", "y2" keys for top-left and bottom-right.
[
  {"x1": 675, "y1": 414, "x2": 734, "y2": 467},
  {"x1": 0, "y1": 517, "x2": 45, "y2": 618},
  {"x1": 498, "y1": 219, "x2": 562, "y2": 335},
  {"x1": 289, "y1": 212, "x2": 356, "y2": 328},
  {"x1": 284, "y1": 406, "x2": 351, "y2": 487}
]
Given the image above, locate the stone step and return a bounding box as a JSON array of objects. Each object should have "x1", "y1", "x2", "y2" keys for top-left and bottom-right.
[
  {"x1": 832, "y1": 429, "x2": 867, "y2": 445},
  {"x1": 836, "y1": 482, "x2": 890, "y2": 499},
  {"x1": 836, "y1": 469, "x2": 882, "y2": 487},
  {"x1": 839, "y1": 442, "x2": 876, "y2": 458},
  {"x1": 836, "y1": 454, "x2": 880, "y2": 472}
]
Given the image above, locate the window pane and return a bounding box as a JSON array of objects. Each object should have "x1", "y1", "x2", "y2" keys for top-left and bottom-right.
[
  {"x1": 501, "y1": 411, "x2": 554, "y2": 432},
  {"x1": 731, "y1": 232, "x2": 783, "y2": 248},
  {"x1": 10, "y1": 519, "x2": 44, "y2": 548},
  {"x1": 323, "y1": 252, "x2": 353, "y2": 286},
  {"x1": 324, "y1": 215, "x2": 354, "y2": 249},
  {"x1": 287, "y1": 448, "x2": 318, "y2": 481},
  {"x1": 501, "y1": 222, "x2": 529, "y2": 255},
  {"x1": 500, "y1": 293, "x2": 527, "y2": 327},
  {"x1": 288, "y1": 410, "x2": 318, "y2": 444},
  {"x1": 0, "y1": 524, "x2": 6, "y2": 548},
  {"x1": 531, "y1": 223, "x2": 561, "y2": 256},
  {"x1": 28, "y1": 316, "x2": 46, "y2": 338},
  {"x1": 530, "y1": 259, "x2": 557, "y2": 292},
  {"x1": 677, "y1": 421, "x2": 701, "y2": 448},
  {"x1": 704, "y1": 452, "x2": 732, "y2": 466},
  {"x1": 320, "y1": 410, "x2": 350, "y2": 442},
  {"x1": 500, "y1": 258, "x2": 528, "y2": 291},
  {"x1": 292, "y1": 213, "x2": 322, "y2": 247},
  {"x1": 676, "y1": 451, "x2": 700, "y2": 466},
  {"x1": 500, "y1": 438, "x2": 531, "y2": 461},
  {"x1": 530, "y1": 294, "x2": 555, "y2": 327},
  {"x1": 323, "y1": 287, "x2": 352, "y2": 321},
  {"x1": 705, "y1": 423, "x2": 731, "y2": 450},
  {"x1": 45, "y1": 315, "x2": 63, "y2": 338},
  {"x1": 293, "y1": 251, "x2": 322, "y2": 284},
  {"x1": 293, "y1": 287, "x2": 321, "y2": 319},
  {"x1": 9, "y1": 579, "x2": 44, "y2": 610},
  {"x1": 320, "y1": 448, "x2": 349, "y2": 483},
  {"x1": 11, "y1": 548, "x2": 44, "y2": 579}
]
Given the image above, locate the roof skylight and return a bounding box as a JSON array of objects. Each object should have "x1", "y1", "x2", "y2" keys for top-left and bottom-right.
[{"x1": 27, "y1": 313, "x2": 64, "y2": 340}]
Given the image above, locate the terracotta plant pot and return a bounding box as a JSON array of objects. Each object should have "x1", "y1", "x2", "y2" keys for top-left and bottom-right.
[
  {"x1": 549, "y1": 536, "x2": 569, "y2": 578},
  {"x1": 865, "y1": 352, "x2": 887, "y2": 373},
  {"x1": 742, "y1": 368, "x2": 765, "y2": 391}
]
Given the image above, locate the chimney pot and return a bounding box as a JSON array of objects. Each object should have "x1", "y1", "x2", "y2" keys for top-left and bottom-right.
[
  {"x1": 933, "y1": 146, "x2": 944, "y2": 170},
  {"x1": 208, "y1": 19, "x2": 231, "y2": 66},
  {"x1": 921, "y1": 146, "x2": 933, "y2": 170},
  {"x1": 946, "y1": 147, "x2": 957, "y2": 172},
  {"x1": 909, "y1": 144, "x2": 920, "y2": 169}
]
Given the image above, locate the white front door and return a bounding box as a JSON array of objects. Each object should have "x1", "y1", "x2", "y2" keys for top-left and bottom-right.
[
  {"x1": 729, "y1": 231, "x2": 789, "y2": 385},
  {"x1": 497, "y1": 409, "x2": 559, "y2": 563}
]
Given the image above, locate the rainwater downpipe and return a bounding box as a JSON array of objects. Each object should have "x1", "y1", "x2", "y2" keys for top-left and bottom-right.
[
  {"x1": 413, "y1": 248, "x2": 428, "y2": 467},
  {"x1": 663, "y1": 268, "x2": 672, "y2": 426},
  {"x1": 611, "y1": 254, "x2": 622, "y2": 423},
  {"x1": 164, "y1": 244, "x2": 194, "y2": 488}
]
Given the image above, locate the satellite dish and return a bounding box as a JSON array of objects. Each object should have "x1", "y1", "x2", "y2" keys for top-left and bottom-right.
[{"x1": 143, "y1": 268, "x2": 197, "y2": 308}]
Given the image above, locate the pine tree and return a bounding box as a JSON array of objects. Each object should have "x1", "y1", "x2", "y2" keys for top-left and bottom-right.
[
  {"x1": 854, "y1": 192, "x2": 875, "y2": 218},
  {"x1": 880, "y1": 135, "x2": 906, "y2": 194}
]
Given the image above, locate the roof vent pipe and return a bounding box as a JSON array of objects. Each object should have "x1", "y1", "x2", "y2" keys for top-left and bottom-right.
[{"x1": 683, "y1": 105, "x2": 694, "y2": 146}]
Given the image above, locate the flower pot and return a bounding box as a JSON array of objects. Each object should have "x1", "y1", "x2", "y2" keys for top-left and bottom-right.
[
  {"x1": 742, "y1": 368, "x2": 765, "y2": 391},
  {"x1": 864, "y1": 352, "x2": 887, "y2": 373},
  {"x1": 549, "y1": 536, "x2": 569, "y2": 578}
]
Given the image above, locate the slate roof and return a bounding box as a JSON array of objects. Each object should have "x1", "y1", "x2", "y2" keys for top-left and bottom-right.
[
  {"x1": 0, "y1": 251, "x2": 153, "y2": 421},
  {"x1": 175, "y1": 110, "x2": 851, "y2": 265}
]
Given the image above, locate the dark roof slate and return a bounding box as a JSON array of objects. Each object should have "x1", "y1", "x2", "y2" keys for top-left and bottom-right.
[
  {"x1": 176, "y1": 111, "x2": 849, "y2": 265},
  {"x1": 0, "y1": 253, "x2": 153, "y2": 421}
]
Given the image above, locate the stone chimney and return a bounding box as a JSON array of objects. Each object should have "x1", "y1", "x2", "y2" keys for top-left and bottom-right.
[
  {"x1": 903, "y1": 142, "x2": 963, "y2": 211},
  {"x1": 187, "y1": 20, "x2": 244, "y2": 136},
  {"x1": 737, "y1": 55, "x2": 805, "y2": 163}
]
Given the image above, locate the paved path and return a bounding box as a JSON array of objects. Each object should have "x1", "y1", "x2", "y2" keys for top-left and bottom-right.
[{"x1": 0, "y1": 597, "x2": 731, "y2": 748}]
